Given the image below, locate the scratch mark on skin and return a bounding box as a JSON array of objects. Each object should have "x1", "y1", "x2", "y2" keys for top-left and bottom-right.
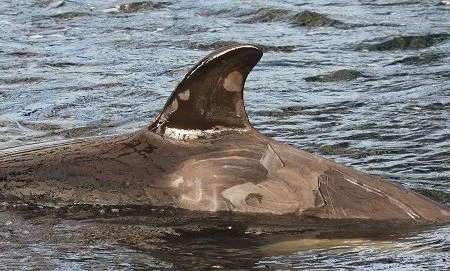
[
  {"x1": 192, "y1": 156, "x2": 259, "y2": 164},
  {"x1": 317, "y1": 175, "x2": 337, "y2": 217},
  {"x1": 256, "y1": 182, "x2": 278, "y2": 199},
  {"x1": 180, "y1": 175, "x2": 202, "y2": 203},
  {"x1": 342, "y1": 175, "x2": 421, "y2": 220},
  {"x1": 195, "y1": 148, "x2": 263, "y2": 158},
  {"x1": 221, "y1": 165, "x2": 250, "y2": 170}
]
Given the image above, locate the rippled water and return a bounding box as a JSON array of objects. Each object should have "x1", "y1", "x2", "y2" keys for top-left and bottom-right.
[{"x1": 1, "y1": 0, "x2": 449, "y2": 269}]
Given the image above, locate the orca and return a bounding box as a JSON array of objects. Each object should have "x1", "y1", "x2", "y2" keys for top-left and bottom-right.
[{"x1": 1, "y1": 44, "x2": 449, "y2": 221}]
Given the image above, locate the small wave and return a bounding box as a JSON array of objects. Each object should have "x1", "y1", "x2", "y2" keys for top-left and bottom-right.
[
  {"x1": 387, "y1": 53, "x2": 446, "y2": 66},
  {"x1": 305, "y1": 70, "x2": 363, "y2": 82},
  {"x1": 50, "y1": 11, "x2": 90, "y2": 20},
  {"x1": 360, "y1": 1, "x2": 421, "y2": 7},
  {"x1": 242, "y1": 8, "x2": 291, "y2": 23},
  {"x1": 47, "y1": 125, "x2": 106, "y2": 138},
  {"x1": 190, "y1": 41, "x2": 300, "y2": 53},
  {"x1": 317, "y1": 143, "x2": 395, "y2": 159},
  {"x1": 44, "y1": 62, "x2": 88, "y2": 68},
  {"x1": 361, "y1": 34, "x2": 450, "y2": 51},
  {"x1": 19, "y1": 121, "x2": 63, "y2": 132},
  {"x1": 7, "y1": 51, "x2": 42, "y2": 58},
  {"x1": 0, "y1": 77, "x2": 42, "y2": 85},
  {"x1": 291, "y1": 10, "x2": 350, "y2": 29},
  {"x1": 104, "y1": 1, "x2": 169, "y2": 14},
  {"x1": 241, "y1": 8, "x2": 351, "y2": 29},
  {"x1": 413, "y1": 189, "x2": 450, "y2": 206},
  {"x1": 0, "y1": 20, "x2": 14, "y2": 26}
]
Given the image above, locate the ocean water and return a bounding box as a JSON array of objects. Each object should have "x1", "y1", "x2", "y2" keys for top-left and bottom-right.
[{"x1": 0, "y1": 0, "x2": 449, "y2": 269}]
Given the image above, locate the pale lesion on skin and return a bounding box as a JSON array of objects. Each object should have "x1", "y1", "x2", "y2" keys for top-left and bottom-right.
[
  {"x1": 177, "y1": 89, "x2": 190, "y2": 101},
  {"x1": 171, "y1": 142, "x2": 321, "y2": 214},
  {"x1": 223, "y1": 71, "x2": 244, "y2": 92},
  {"x1": 170, "y1": 146, "x2": 267, "y2": 212}
]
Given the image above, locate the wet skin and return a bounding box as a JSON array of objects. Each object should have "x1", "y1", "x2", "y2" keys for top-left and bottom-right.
[{"x1": 1, "y1": 44, "x2": 449, "y2": 222}]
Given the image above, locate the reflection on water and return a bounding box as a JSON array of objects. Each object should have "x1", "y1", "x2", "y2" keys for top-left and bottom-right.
[
  {"x1": 259, "y1": 226, "x2": 450, "y2": 270},
  {"x1": 1, "y1": 0, "x2": 449, "y2": 269},
  {"x1": 1, "y1": 206, "x2": 449, "y2": 269}
]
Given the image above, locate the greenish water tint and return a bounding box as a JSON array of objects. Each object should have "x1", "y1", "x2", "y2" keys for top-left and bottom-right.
[
  {"x1": 364, "y1": 34, "x2": 450, "y2": 51},
  {"x1": 305, "y1": 69, "x2": 363, "y2": 82},
  {"x1": 0, "y1": 0, "x2": 449, "y2": 269}
]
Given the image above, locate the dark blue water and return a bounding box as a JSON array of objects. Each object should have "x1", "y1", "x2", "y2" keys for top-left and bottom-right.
[{"x1": 1, "y1": 0, "x2": 449, "y2": 269}]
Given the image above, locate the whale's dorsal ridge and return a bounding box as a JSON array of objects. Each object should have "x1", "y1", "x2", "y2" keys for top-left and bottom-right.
[{"x1": 149, "y1": 44, "x2": 263, "y2": 138}]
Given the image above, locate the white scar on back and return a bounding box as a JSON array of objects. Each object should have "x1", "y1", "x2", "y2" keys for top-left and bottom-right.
[{"x1": 223, "y1": 71, "x2": 243, "y2": 92}]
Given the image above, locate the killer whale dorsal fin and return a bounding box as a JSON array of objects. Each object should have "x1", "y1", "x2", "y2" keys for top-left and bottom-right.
[{"x1": 149, "y1": 44, "x2": 263, "y2": 138}]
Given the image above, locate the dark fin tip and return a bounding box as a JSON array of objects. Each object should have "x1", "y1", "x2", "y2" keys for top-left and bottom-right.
[{"x1": 149, "y1": 44, "x2": 263, "y2": 136}]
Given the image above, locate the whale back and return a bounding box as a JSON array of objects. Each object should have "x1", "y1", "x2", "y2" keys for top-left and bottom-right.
[{"x1": 148, "y1": 45, "x2": 262, "y2": 138}]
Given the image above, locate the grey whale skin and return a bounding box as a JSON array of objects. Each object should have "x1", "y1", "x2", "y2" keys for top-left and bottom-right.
[{"x1": 1, "y1": 44, "x2": 449, "y2": 222}]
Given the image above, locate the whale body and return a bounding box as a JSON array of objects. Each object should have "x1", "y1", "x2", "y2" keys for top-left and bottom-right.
[{"x1": 1, "y1": 44, "x2": 449, "y2": 222}]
